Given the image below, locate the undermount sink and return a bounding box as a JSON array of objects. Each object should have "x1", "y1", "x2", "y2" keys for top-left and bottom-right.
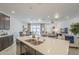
[{"x1": 25, "y1": 39, "x2": 43, "y2": 46}]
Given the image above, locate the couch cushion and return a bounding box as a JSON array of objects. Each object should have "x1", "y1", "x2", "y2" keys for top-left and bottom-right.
[{"x1": 65, "y1": 35, "x2": 74, "y2": 43}]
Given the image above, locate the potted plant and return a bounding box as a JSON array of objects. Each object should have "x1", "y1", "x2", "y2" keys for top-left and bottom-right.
[
  {"x1": 70, "y1": 23, "x2": 79, "y2": 42},
  {"x1": 70, "y1": 23, "x2": 79, "y2": 35},
  {"x1": 70, "y1": 23, "x2": 79, "y2": 48}
]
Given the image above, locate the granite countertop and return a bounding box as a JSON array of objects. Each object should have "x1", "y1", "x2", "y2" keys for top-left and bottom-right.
[
  {"x1": 0, "y1": 34, "x2": 13, "y2": 38},
  {"x1": 17, "y1": 36, "x2": 69, "y2": 55}
]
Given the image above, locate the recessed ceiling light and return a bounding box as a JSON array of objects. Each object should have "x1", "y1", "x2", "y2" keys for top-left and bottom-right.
[
  {"x1": 54, "y1": 13, "x2": 59, "y2": 19},
  {"x1": 48, "y1": 16, "x2": 50, "y2": 18},
  {"x1": 38, "y1": 18, "x2": 42, "y2": 22},
  {"x1": 11, "y1": 11, "x2": 15, "y2": 14}
]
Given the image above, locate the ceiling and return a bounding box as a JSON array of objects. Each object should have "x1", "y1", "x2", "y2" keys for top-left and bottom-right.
[{"x1": 0, "y1": 3, "x2": 79, "y2": 23}]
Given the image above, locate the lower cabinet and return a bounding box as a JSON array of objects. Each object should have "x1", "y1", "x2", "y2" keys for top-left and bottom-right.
[
  {"x1": 0, "y1": 38, "x2": 3, "y2": 51},
  {"x1": 24, "y1": 45, "x2": 36, "y2": 55},
  {"x1": 0, "y1": 35, "x2": 13, "y2": 51},
  {"x1": 16, "y1": 40, "x2": 43, "y2": 55},
  {"x1": 16, "y1": 39, "x2": 20, "y2": 55},
  {"x1": 35, "y1": 50, "x2": 43, "y2": 55},
  {"x1": 8, "y1": 35, "x2": 13, "y2": 46}
]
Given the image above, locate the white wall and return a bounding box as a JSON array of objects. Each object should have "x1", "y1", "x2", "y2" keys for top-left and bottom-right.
[
  {"x1": 57, "y1": 16, "x2": 79, "y2": 34},
  {"x1": 0, "y1": 17, "x2": 23, "y2": 41},
  {"x1": 44, "y1": 21, "x2": 59, "y2": 33},
  {"x1": 9, "y1": 15, "x2": 79, "y2": 39},
  {"x1": 4, "y1": 15, "x2": 79, "y2": 39},
  {"x1": 9, "y1": 17, "x2": 23, "y2": 40},
  {"x1": 42, "y1": 16, "x2": 79, "y2": 34},
  {"x1": 44, "y1": 23, "x2": 52, "y2": 32}
]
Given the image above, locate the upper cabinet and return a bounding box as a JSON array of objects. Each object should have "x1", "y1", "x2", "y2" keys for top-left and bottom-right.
[{"x1": 0, "y1": 13, "x2": 10, "y2": 30}]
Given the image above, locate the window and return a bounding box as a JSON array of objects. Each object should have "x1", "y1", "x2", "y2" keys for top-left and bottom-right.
[{"x1": 30, "y1": 24, "x2": 41, "y2": 37}]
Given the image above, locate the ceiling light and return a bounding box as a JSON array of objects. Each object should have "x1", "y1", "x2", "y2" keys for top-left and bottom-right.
[
  {"x1": 11, "y1": 11, "x2": 15, "y2": 14},
  {"x1": 48, "y1": 16, "x2": 50, "y2": 18},
  {"x1": 38, "y1": 18, "x2": 42, "y2": 22},
  {"x1": 54, "y1": 13, "x2": 59, "y2": 19}
]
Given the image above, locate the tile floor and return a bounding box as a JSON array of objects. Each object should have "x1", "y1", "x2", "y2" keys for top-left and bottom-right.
[{"x1": 0, "y1": 42, "x2": 16, "y2": 55}]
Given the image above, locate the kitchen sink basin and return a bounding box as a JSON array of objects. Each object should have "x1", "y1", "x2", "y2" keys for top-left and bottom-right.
[{"x1": 25, "y1": 39, "x2": 43, "y2": 46}]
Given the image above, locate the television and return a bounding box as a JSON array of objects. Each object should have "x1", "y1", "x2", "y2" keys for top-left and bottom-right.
[{"x1": 60, "y1": 28, "x2": 68, "y2": 33}]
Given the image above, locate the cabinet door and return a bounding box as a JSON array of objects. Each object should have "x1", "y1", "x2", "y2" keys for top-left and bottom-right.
[
  {"x1": 4, "y1": 16, "x2": 10, "y2": 30},
  {"x1": 28, "y1": 47, "x2": 36, "y2": 55},
  {"x1": 22, "y1": 44, "x2": 36, "y2": 55},
  {"x1": 8, "y1": 35, "x2": 13, "y2": 46},
  {"x1": 35, "y1": 51, "x2": 43, "y2": 55},
  {"x1": 16, "y1": 39, "x2": 21, "y2": 55},
  {"x1": 0, "y1": 38, "x2": 3, "y2": 51},
  {"x1": 0, "y1": 35, "x2": 13, "y2": 51},
  {"x1": 3, "y1": 37, "x2": 9, "y2": 49},
  {"x1": 0, "y1": 13, "x2": 10, "y2": 30},
  {"x1": 0, "y1": 16, "x2": 4, "y2": 29}
]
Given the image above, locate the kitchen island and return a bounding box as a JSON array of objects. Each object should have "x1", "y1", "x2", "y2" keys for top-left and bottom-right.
[{"x1": 16, "y1": 36, "x2": 69, "y2": 55}]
